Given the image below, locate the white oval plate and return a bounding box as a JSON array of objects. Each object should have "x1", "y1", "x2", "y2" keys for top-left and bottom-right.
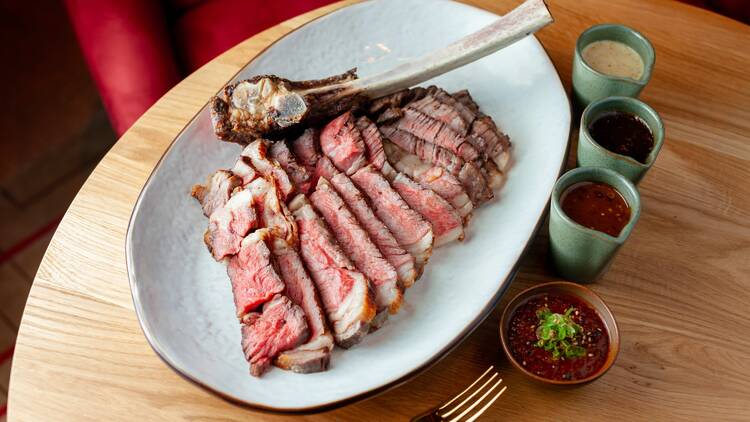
[{"x1": 127, "y1": 0, "x2": 570, "y2": 412}]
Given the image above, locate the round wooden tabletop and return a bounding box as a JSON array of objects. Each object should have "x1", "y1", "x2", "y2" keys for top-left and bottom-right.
[{"x1": 8, "y1": 0, "x2": 750, "y2": 420}]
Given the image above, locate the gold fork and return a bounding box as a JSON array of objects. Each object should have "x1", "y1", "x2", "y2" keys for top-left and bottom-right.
[{"x1": 410, "y1": 366, "x2": 507, "y2": 422}]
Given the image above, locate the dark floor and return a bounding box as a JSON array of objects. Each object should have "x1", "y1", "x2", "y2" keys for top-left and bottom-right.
[
  {"x1": 0, "y1": 108, "x2": 115, "y2": 420},
  {"x1": 0, "y1": 2, "x2": 117, "y2": 417}
]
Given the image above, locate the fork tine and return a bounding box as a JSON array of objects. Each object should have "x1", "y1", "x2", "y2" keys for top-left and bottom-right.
[
  {"x1": 437, "y1": 366, "x2": 495, "y2": 411},
  {"x1": 462, "y1": 385, "x2": 508, "y2": 422},
  {"x1": 446, "y1": 377, "x2": 505, "y2": 422},
  {"x1": 440, "y1": 372, "x2": 499, "y2": 418}
]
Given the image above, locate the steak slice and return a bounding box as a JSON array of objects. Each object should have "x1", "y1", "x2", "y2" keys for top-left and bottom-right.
[
  {"x1": 381, "y1": 125, "x2": 464, "y2": 175},
  {"x1": 357, "y1": 116, "x2": 465, "y2": 245},
  {"x1": 272, "y1": 238, "x2": 334, "y2": 373},
  {"x1": 268, "y1": 140, "x2": 313, "y2": 194},
  {"x1": 391, "y1": 173, "x2": 464, "y2": 247},
  {"x1": 290, "y1": 128, "x2": 322, "y2": 190},
  {"x1": 470, "y1": 115, "x2": 512, "y2": 170},
  {"x1": 246, "y1": 177, "x2": 297, "y2": 247},
  {"x1": 380, "y1": 125, "x2": 493, "y2": 204},
  {"x1": 395, "y1": 108, "x2": 480, "y2": 163},
  {"x1": 451, "y1": 89, "x2": 512, "y2": 170},
  {"x1": 355, "y1": 116, "x2": 391, "y2": 175},
  {"x1": 316, "y1": 157, "x2": 417, "y2": 288},
  {"x1": 383, "y1": 141, "x2": 473, "y2": 219},
  {"x1": 367, "y1": 87, "x2": 429, "y2": 116},
  {"x1": 289, "y1": 194, "x2": 376, "y2": 348},
  {"x1": 311, "y1": 177, "x2": 402, "y2": 321},
  {"x1": 241, "y1": 294, "x2": 309, "y2": 377},
  {"x1": 240, "y1": 140, "x2": 295, "y2": 201},
  {"x1": 320, "y1": 112, "x2": 368, "y2": 175},
  {"x1": 425, "y1": 87, "x2": 476, "y2": 130},
  {"x1": 203, "y1": 189, "x2": 258, "y2": 261},
  {"x1": 231, "y1": 156, "x2": 259, "y2": 187},
  {"x1": 452, "y1": 89, "x2": 480, "y2": 114},
  {"x1": 191, "y1": 170, "x2": 242, "y2": 217},
  {"x1": 408, "y1": 94, "x2": 470, "y2": 136},
  {"x1": 350, "y1": 165, "x2": 434, "y2": 271},
  {"x1": 226, "y1": 229, "x2": 286, "y2": 317},
  {"x1": 291, "y1": 128, "x2": 321, "y2": 171}
]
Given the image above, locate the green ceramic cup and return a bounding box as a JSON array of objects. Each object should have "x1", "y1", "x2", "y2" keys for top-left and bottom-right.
[
  {"x1": 578, "y1": 96, "x2": 664, "y2": 183},
  {"x1": 549, "y1": 167, "x2": 641, "y2": 284},
  {"x1": 572, "y1": 24, "x2": 655, "y2": 108}
]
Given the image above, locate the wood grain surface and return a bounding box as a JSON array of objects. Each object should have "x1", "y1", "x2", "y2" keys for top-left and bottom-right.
[{"x1": 8, "y1": 0, "x2": 750, "y2": 420}]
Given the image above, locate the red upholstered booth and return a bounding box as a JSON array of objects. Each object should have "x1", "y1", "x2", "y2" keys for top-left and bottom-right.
[
  {"x1": 64, "y1": 0, "x2": 748, "y2": 137},
  {"x1": 64, "y1": 0, "x2": 336, "y2": 136}
]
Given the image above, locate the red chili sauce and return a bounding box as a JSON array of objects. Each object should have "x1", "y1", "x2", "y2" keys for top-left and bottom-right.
[
  {"x1": 561, "y1": 182, "x2": 631, "y2": 237},
  {"x1": 507, "y1": 294, "x2": 609, "y2": 381},
  {"x1": 588, "y1": 111, "x2": 654, "y2": 164}
]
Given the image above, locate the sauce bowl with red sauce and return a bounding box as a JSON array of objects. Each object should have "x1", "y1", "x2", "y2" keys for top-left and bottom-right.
[
  {"x1": 500, "y1": 281, "x2": 620, "y2": 385},
  {"x1": 549, "y1": 167, "x2": 640, "y2": 283}
]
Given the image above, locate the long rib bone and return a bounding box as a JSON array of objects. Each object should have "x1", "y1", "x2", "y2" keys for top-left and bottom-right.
[{"x1": 210, "y1": 0, "x2": 552, "y2": 144}]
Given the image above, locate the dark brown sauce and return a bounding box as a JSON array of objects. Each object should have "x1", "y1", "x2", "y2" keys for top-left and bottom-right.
[
  {"x1": 588, "y1": 111, "x2": 654, "y2": 163},
  {"x1": 561, "y1": 182, "x2": 631, "y2": 237}
]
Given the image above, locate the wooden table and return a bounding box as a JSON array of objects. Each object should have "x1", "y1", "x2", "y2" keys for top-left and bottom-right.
[{"x1": 9, "y1": 0, "x2": 750, "y2": 420}]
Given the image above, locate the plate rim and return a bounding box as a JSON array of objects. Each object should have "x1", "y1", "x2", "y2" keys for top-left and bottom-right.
[{"x1": 125, "y1": 0, "x2": 572, "y2": 414}]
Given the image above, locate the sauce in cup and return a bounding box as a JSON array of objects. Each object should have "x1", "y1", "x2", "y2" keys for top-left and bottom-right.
[{"x1": 560, "y1": 182, "x2": 631, "y2": 237}]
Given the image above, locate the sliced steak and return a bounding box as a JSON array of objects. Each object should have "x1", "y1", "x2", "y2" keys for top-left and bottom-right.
[
  {"x1": 268, "y1": 140, "x2": 313, "y2": 194},
  {"x1": 319, "y1": 112, "x2": 368, "y2": 175},
  {"x1": 408, "y1": 94, "x2": 470, "y2": 136},
  {"x1": 355, "y1": 116, "x2": 391, "y2": 174},
  {"x1": 383, "y1": 141, "x2": 473, "y2": 219},
  {"x1": 271, "y1": 238, "x2": 334, "y2": 373},
  {"x1": 379, "y1": 125, "x2": 493, "y2": 204},
  {"x1": 451, "y1": 90, "x2": 512, "y2": 170},
  {"x1": 367, "y1": 87, "x2": 428, "y2": 116},
  {"x1": 470, "y1": 115, "x2": 512, "y2": 170},
  {"x1": 241, "y1": 294, "x2": 309, "y2": 377},
  {"x1": 350, "y1": 165, "x2": 434, "y2": 271},
  {"x1": 226, "y1": 229, "x2": 286, "y2": 317},
  {"x1": 380, "y1": 125, "x2": 464, "y2": 175},
  {"x1": 246, "y1": 177, "x2": 297, "y2": 247},
  {"x1": 311, "y1": 177, "x2": 402, "y2": 320},
  {"x1": 240, "y1": 140, "x2": 295, "y2": 201},
  {"x1": 316, "y1": 157, "x2": 417, "y2": 288},
  {"x1": 481, "y1": 160, "x2": 505, "y2": 189},
  {"x1": 231, "y1": 156, "x2": 259, "y2": 187},
  {"x1": 452, "y1": 89, "x2": 480, "y2": 114},
  {"x1": 395, "y1": 108, "x2": 479, "y2": 163},
  {"x1": 426, "y1": 87, "x2": 476, "y2": 130},
  {"x1": 290, "y1": 128, "x2": 322, "y2": 189},
  {"x1": 408, "y1": 90, "x2": 493, "y2": 166},
  {"x1": 357, "y1": 115, "x2": 465, "y2": 245},
  {"x1": 459, "y1": 161, "x2": 494, "y2": 204},
  {"x1": 291, "y1": 128, "x2": 321, "y2": 171},
  {"x1": 391, "y1": 173, "x2": 464, "y2": 247},
  {"x1": 203, "y1": 189, "x2": 258, "y2": 261},
  {"x1": 289, "y1": 194, "x2": 376, "y2": 348},
  {"x1": 191, "y1": 170, "x2": 242, "y2": 217}
]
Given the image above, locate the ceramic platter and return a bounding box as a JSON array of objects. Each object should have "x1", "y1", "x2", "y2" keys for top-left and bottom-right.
[{"x1": 126, "y1": 0, "x2": 570, "y2": 412}]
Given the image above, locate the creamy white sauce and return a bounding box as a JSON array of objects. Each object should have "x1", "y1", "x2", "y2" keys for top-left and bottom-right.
[{"x1": 582, "y1": 40, "x2": 644, "y2": 80}]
